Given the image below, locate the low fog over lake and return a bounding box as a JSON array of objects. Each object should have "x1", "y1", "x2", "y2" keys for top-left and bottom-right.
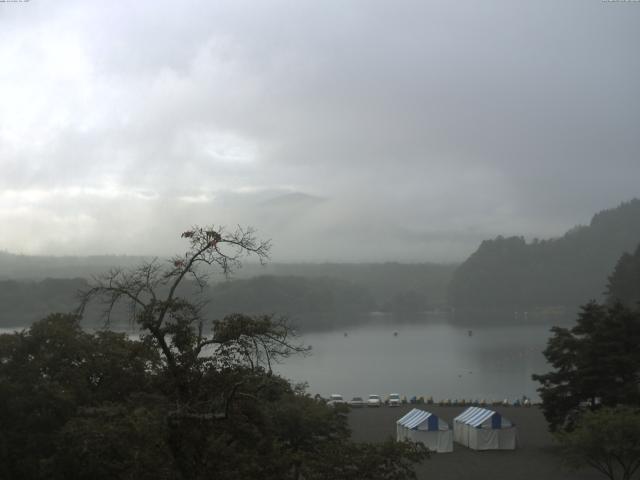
[
  {"x1": 1, "y1": 312, "x2": 550, "y2": 401},
  {"x1": 277, "y1": 314, "x2": 548, "y2": 402}
]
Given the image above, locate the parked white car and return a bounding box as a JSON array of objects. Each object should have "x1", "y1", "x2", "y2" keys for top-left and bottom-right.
[
  {"x1": 327, "y1": 394, "x2": 345, "y2": 406},
  {"x1": 367, "y1": 394, "x2": 382, "y2": 407},
  {"x1": 387, "y1": 393, "x2": 401, "y2": 406}
]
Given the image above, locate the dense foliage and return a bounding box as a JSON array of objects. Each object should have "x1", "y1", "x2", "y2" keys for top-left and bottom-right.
[
  {"x1": 0, "y1": 314, "x2": 161, "y2": 479},
  {"x1": 532, "y1": 248, "x2": 640, "y2": 479},
  {"x1": 557, "y1": 406, "x2": 640, "y2": 480},
  {"x1": 449, "y1": 199, "x2": 640, "y2": 310},
  {"x1": 0, "y1": 226, "x2": 429, "y2": 479},
  {"x1": 532, "y1": 302, "x2": 640, "y2": 431},
  {"x1": 606, "y1": 243, "x2": 640, "y2": 309}
]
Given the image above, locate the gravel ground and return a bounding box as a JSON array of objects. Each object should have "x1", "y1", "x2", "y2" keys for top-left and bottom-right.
[{"x1": 348, "y1": 405, "x2": 603, "y2": 480}]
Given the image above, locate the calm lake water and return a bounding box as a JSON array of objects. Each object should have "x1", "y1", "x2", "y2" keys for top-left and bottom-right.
[
  {"x1": 275, "y1": 315, "x2": 554, "y2": 402},
  {"x1": 1, "y1": 314, "x2": 556, "y2": 402}
]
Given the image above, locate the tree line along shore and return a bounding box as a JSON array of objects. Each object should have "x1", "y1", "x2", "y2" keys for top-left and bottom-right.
[{"x1": 1, "y1": 199, "x2": 639, "y2": 331}]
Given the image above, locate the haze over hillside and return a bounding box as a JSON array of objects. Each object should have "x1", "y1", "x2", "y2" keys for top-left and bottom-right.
[
  {"x1": 449, "y1": 199, "x2": 640, "y2": 310},
  {"x1": 0, "y1": 262, "x2": 456, "y2": 329},
  {"x1": 2, "y1": 199, "x2": 639, "y2": 329}
]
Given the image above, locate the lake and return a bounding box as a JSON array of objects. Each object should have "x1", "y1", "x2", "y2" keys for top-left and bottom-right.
[
  {"x1": 275, "y1": 315, "x2": 554, "y2": 402},
  {"x1": 1, "y1": 314, "x2": 556, "y2": 402}
]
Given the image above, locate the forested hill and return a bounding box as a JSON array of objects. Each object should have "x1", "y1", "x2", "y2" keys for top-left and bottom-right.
[
  {"x1": 0, "y1": 251, "x2": 455, "y2": 305},
  {"x1": 0, "y1": 252, "x2": 147, "y2": 280},
  {"x1": 246, "y1": 262, "x2": 455, "y2": 309},
  {"x1": 448, "y1": 199, "x2": 640, "y2": 310},
  {"x1": 0, "y1": 264, "x2": 456, "y2": 329},
  {"x1": 0, "y1": 278, "x2": 89, "y2": 327}
]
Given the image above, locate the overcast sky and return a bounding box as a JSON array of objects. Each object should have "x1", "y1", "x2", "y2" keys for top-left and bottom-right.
[{"x1": 1, "y1": 0, "x2": 639, "y2": 262}]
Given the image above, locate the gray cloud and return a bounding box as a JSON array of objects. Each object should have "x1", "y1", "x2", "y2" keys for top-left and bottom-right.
[{"x1": 0, "y1": 0, "x2": 638, "y2": 261}]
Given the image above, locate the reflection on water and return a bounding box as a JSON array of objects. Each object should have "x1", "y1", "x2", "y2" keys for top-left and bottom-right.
[{"x1": 276, "y1": 315, "x2": 553, "y2": 402}]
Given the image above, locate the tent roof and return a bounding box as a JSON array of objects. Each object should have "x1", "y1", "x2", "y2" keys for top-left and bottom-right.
[
  {"x1": 454, "y1": 407, "x2": 506, "y2": 427},
  {"x1": 397, "y1": 409, "x2": 438, "y2": 429}
]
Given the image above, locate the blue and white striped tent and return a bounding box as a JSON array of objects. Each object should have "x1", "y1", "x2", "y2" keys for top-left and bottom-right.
[
  {"x1": 396, "y1": 409, "x2": 453, "y2": 453},
  {"x1": 453, "y1": 407, "x2": 517, "y2": 450}
]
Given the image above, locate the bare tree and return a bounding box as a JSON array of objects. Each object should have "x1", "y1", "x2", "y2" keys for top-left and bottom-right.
[{"x1": 78, "y1": 225, "x2": 307, "y2": 410}]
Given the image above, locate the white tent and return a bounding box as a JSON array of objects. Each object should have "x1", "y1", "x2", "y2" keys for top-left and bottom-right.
[
  {"x1": 396, "y1": 409, "x2": 453, "y2": 453},
  {"x1": 453, "y1": 406, "x2": 517, "y2": 450}
]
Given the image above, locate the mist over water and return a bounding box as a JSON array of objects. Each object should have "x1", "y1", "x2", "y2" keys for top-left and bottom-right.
[
  {"x1": 276, "y1": 314, "x2": 550, "y2": 402},
  {"x1": 2, "y1": 314, "x2": 551, "y2": 402}
]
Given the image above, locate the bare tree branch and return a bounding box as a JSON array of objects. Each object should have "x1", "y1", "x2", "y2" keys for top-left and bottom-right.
[{"x1": 76, "y1": 225, "x2": 302, "y2": 411}]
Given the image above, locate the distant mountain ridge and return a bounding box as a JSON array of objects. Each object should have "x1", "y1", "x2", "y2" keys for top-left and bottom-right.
[
  {"x1": 0, "y1": 252, "x2": 149, "y2": 280},
  {"x1": 0, "y1": 256, "x2": 456, "y2": 328},
  {"x1": 448, "y1": 199, "x2": 640, "y2": 310},
  {"x1": 9, "y1": 200, "x2": 636, "y2": 324}
]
